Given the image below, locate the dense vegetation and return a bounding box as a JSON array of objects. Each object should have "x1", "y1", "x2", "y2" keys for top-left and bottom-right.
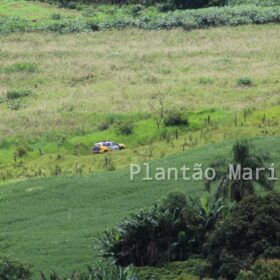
[
  {"x1": 98, "y1": 191, "x2": 280, "y2": 279},
  {"x1": 236, "y1": 259, "x2": 280, "y2": 280},
  {"x1": 207, "y1": 192, "x2": 280, "y2": 279},
  {"x1": 1, "y1": 5, "x2": 280, "y2": 33},
  {"x1": 0, "y1": 1, "x2": 279, "y2": 279},
  {"x1": 0, "y1": 0, "x2": 280, "y2": 34},
  {"x1": 99, "y1": 193, "x2": 226, "y2": 266},
  {"x1": 37, "y1": 0, "x2": 280, "y2": 9}
]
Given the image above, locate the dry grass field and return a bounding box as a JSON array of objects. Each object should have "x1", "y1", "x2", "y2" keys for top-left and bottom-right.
[{"x1": 0, "y1": 25, "x2": 279, "y2": 137}]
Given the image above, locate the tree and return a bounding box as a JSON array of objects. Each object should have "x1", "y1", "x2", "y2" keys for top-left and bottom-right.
[
  {"x1": 98, "y1": 192, "x2": 229, "y2": 266},
  {"x1": 149, "y1": 93, "x2": 167, "y2": 129},
  {"x1": 207, "y1": 192, "x2": 280, "y2": 280},
  {"x1": 205, "y1": 140, "x2": 274, "y2": 202}
]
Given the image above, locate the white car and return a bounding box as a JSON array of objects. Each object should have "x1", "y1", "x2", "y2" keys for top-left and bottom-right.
[
  {"x1": 103, "y1": 141, "x2": 125, "y2": 151},
  {"x1": 92, "y1": 141, "x2": 126, "y2": 154}
]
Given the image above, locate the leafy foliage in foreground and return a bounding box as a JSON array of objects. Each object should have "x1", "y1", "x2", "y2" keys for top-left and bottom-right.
[
  {"x1": 0, "y1": 5, "x2": 280, "y2": 33},
  {"x1": 98, "y1": 192, "x2": 228, "y2": 266},
  {"x1": 236, "y1": 259, "x2": 280, "y2": 280},
  {"x1": 228, "y1": 0, "x2": 280, "y2": 6},
  {"x1": 207, "y1": 192, "x2": 280, "y2": 279},
  {"x1": 0, "y1": 257, "x2": 32, "y2": 280},
  {"x1": 138, "y1": 259, "x2": 210, "y2": 280},
  {"x1": 40, "y1": 263, "x2": 139, "y2": 280}
]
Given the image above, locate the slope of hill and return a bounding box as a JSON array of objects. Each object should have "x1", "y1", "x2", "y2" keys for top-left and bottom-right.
[
  {"x1": 0, "y1": 136, "x2": 279, "y2": 274},
  {"x1": 0, "y1": 24, "x2": 279, "y2": 181}
]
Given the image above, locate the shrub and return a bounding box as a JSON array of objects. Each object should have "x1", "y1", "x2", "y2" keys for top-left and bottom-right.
[
  {"x1": 115, "y1": 121, "x2": 134, "y2": 135},
  {"x1": 236, "y1": 259, "x2": 280, "y2": 280},
  {"x1": 2, "y1": 5, "x2": 280, "y2": 33},
  {"x1": 73, "y1": 143, "x2": 89, "y2": 155},
  {"x1": 16, "y1": 145, "x2": 28, "y2": 158},
  {"x1": 50, "y1": 13, "x2": 62, "y2": 20},
  {"x1": 227, "y1": 0, "x2": 280, "y2": 6},
  {"x1": 160, "y1": 191, "x2": 188, "y2": 213},
  {"x1": 44, "y1": 19, "x2": 90, "y2": 33},
  {"x1": 157, "y1": 3, "x2": 176, "y2": 12},
  {"x1": 0, "y1": 63, "x2": 38, "y2": 74},
  {"x1": 237, "y1": 77, "x2": 254, "y2": 87},
  {"x1": 138, "y1": 259, "x2": 210, "y2": 280},
  {"x1": 0, "y1": 17, "x2": 31, "y2": 34},
  {"x1": 98, "y1": 121, "x2": 110, "y2": 131},
  {"x1": 6, "y1": 89, "x2": 32, "y2": 100},
  {"x1": 130, "y1": 5, "x2": 145, "y2": 17},
  {"x1": 57, "y1": 0, "x2": 77, "y2": 9},
  {"x1": 0, "y1": 257, "x2": 32, "y2": 280},
  {"x1": 86, "y1": 19, "x2": 100, "y2": 31},
  {"x1": 164, "y1": 111, "x2": 189, "y2": 127},
  {"x1": 207, "y1": 192, "x2": 280, "y2": 280}
]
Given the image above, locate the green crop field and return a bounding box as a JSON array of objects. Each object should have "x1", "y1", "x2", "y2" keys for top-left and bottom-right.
[
  {"x1": 0, "y1": 136, "x2": 279, "y2": 276},
  {"x1": 0, "y1": 0, "x2": 280, "y2": 279}
]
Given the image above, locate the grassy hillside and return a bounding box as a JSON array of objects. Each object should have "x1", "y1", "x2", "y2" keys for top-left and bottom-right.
[
  {"x1": 0, "y1": 0, "x2": 78, "y2": 18},
  {"x1": 0, "y1": 1, "x2": 279, "y2": 277},
  {"x1": 0, "y1": 136, "x2": 279, "y2": 275},
  {"x1": 0, "y1": 25, "x2": 279, "y2": 181}
]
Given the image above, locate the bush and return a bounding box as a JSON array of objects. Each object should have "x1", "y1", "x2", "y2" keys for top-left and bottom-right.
[
  {"x1": 160, "y1": 191, "x2": 188, "y2": 213},
  {"x1": 0, "y1": 257, "x2": 32, "y2": 280},
  {"x1": 130, "y1": 5, "x2": 145, "y2": 17},
  {"x1": 227, "y1": 0, "x2": 280, "y2": 6},
  {"x1": 16, "y1": 145, "x2": 28, "y2": 158},
  {"x1": 164, "y1": 111, "x2": 189, "y2": 127},
  {"x1": 98, "y1": 121, "x2": 110, "y2": 131},
  {"x1": 237, "y1": 77, "x2": 254, "y2": 87},
  {"x1": 57, "y1": 0, "x2": 77, "y2": 9},
  {"x1": 6, "y1": 89, "x2": 32, "y2": 100},
  {"x1": 0, "y1": 17, "x2": 31, "y2": 34},
  {"x1": 207, "y1": 192, "x2": 280, "y2": 280},
  {"x1": 50, "y1": 13, "x2": 62, "y2": 20},
  {"x1": 236, "y1": 259, "x2": 280, "y2": 280},
  {"x1": 1, "y1": 5, "x2": 280, "y2": 33},
  {"x1": 0, "y1": 63, "x2": 38, "y2": 74},
  {"x1": 115, "y1": 121, "x2": 134, "y2": 135},
  {"x1": 138, "y1": 259, "x2": 210, "y2": 280},
  {"x1": 44, "y1": 19, "x2": 90, "y2": 33}
]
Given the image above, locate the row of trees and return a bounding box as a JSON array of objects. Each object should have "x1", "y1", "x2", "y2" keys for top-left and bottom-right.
[{"x1": 38, "y1": 0, "x2": 226, "y2": 10}]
